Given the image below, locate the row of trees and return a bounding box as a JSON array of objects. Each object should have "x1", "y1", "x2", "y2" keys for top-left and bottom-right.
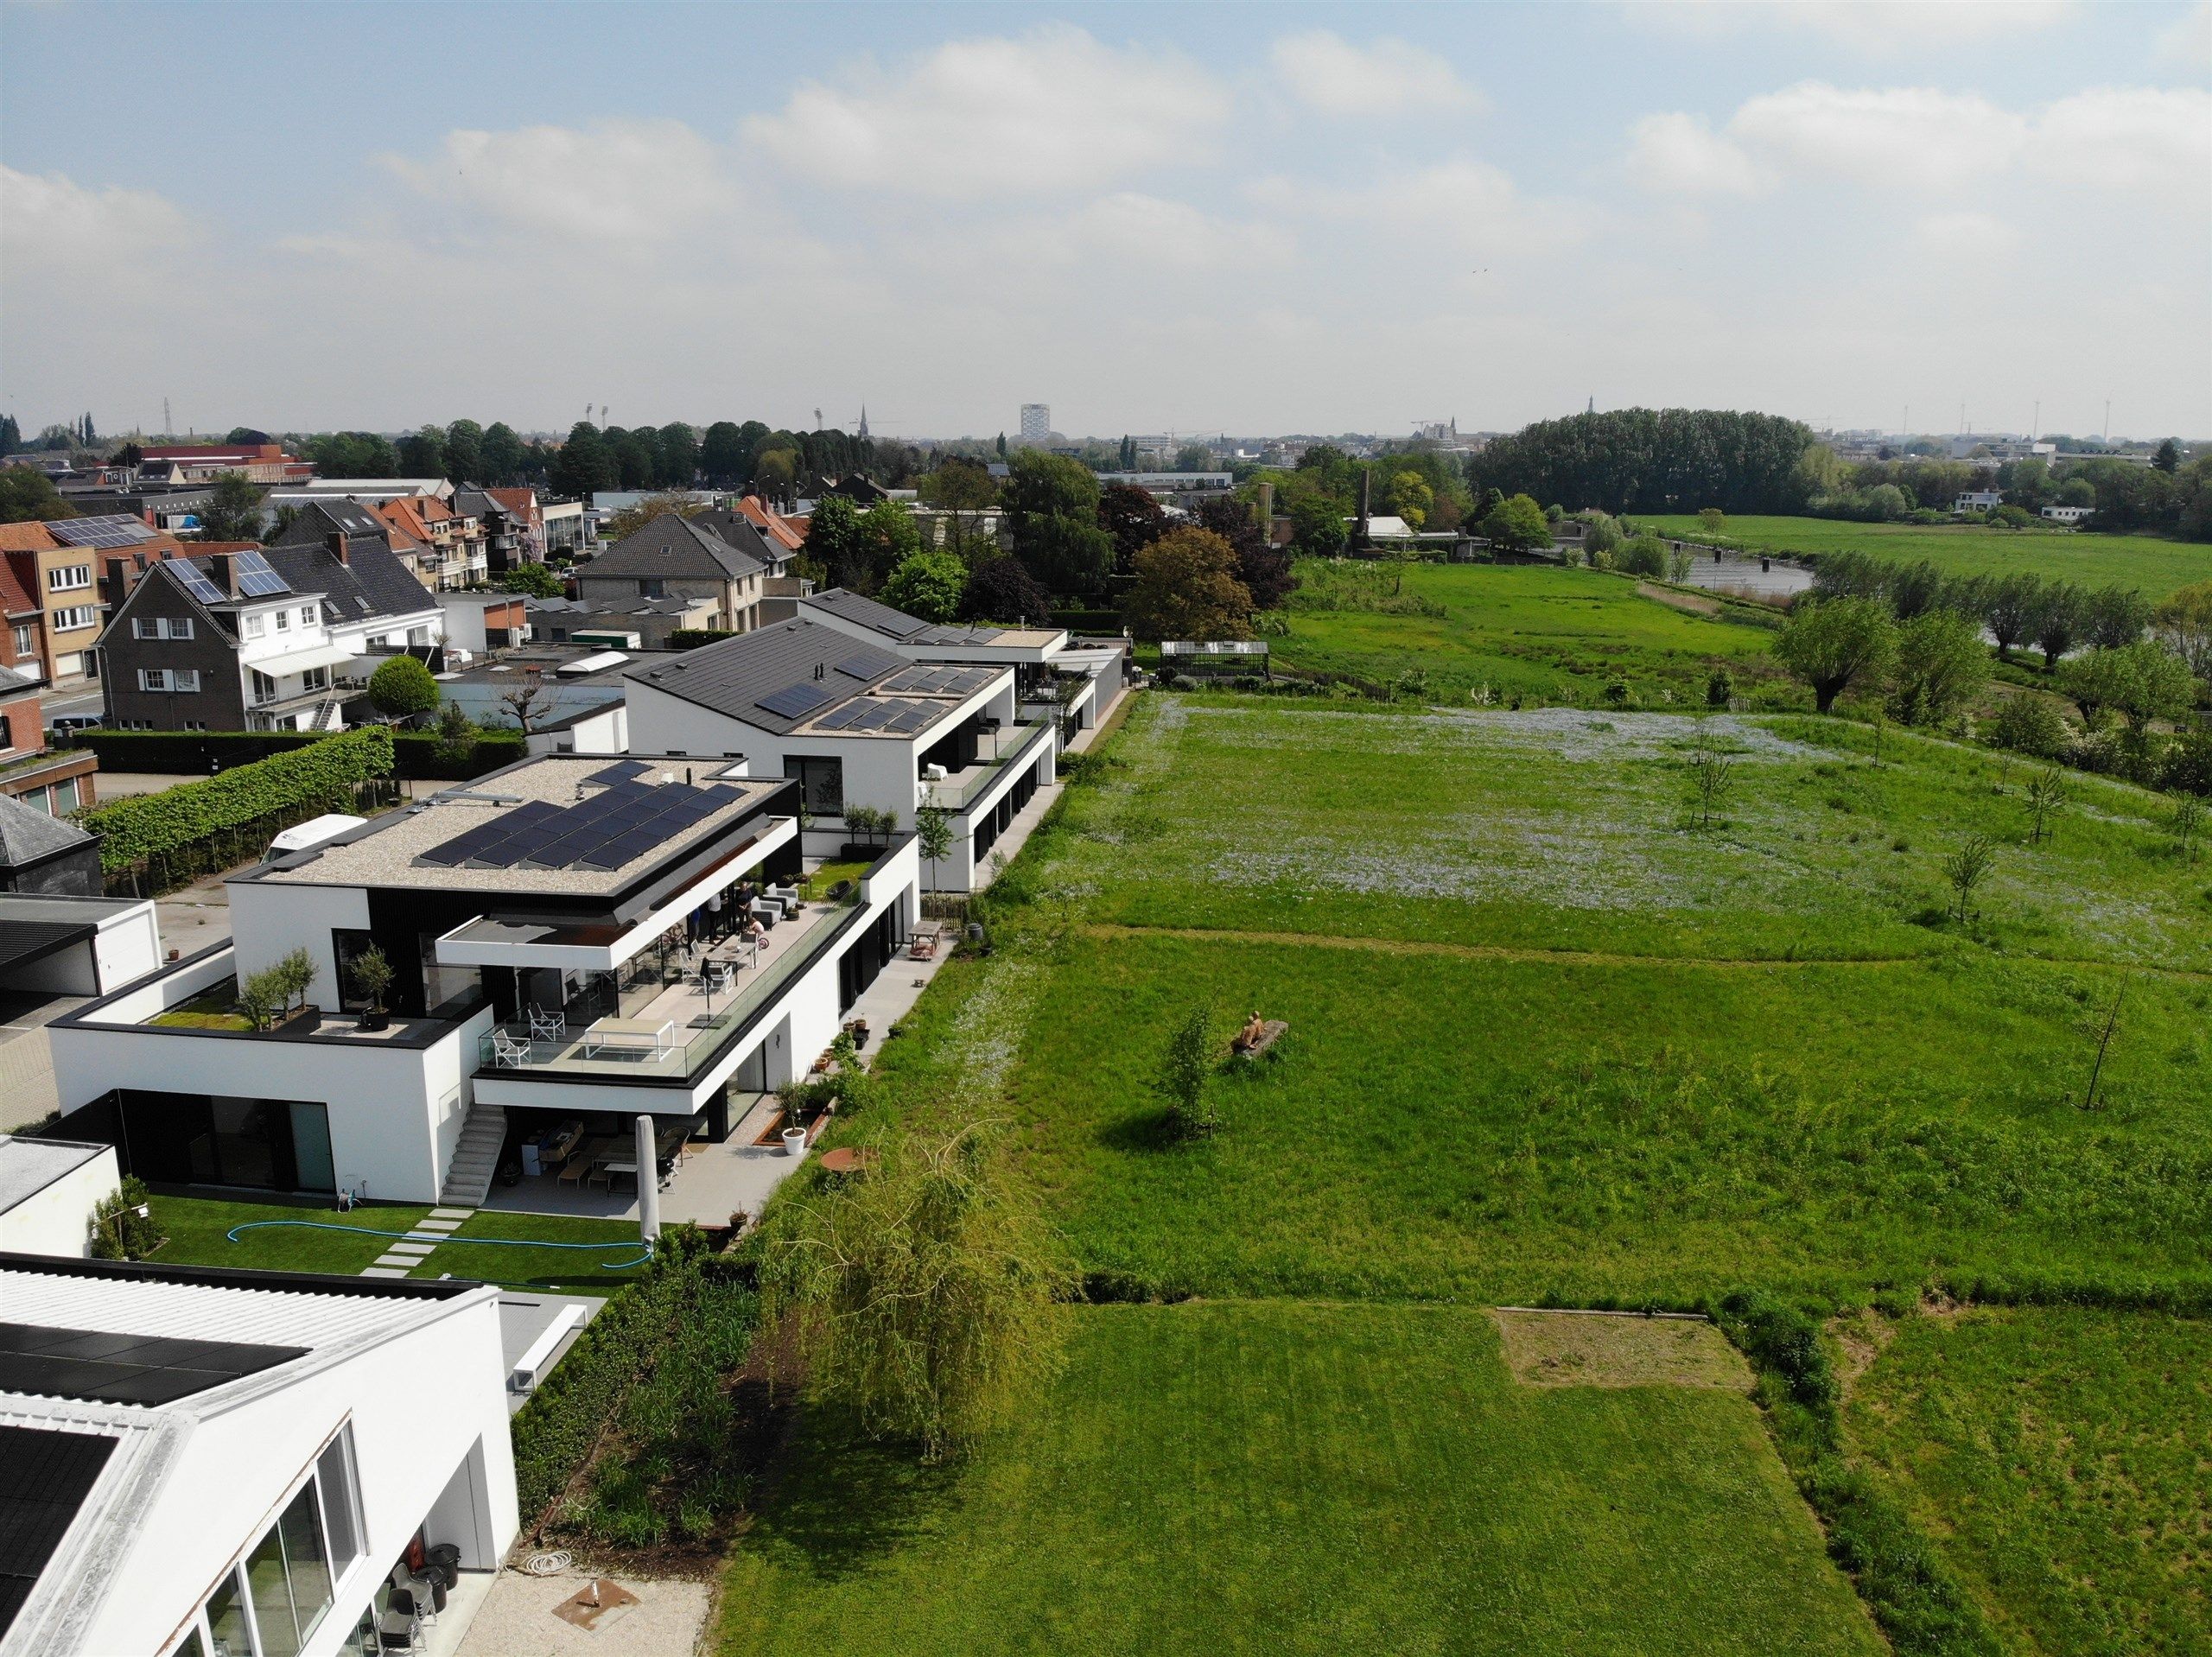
[
  {"x1": 1810, "y1": 550, "x2": 2157, "y2": 669},
  {"x1": 1468, "y1": 409, "x2": 1819, "y2": 516},
  {"x1": 1793, "y1": 445, "x2": 2210, "y2": 536}
]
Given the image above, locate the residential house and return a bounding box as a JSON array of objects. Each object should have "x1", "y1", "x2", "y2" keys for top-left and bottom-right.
[
  {"x1": 525, "y1": 589, "x2": 721, "y2": 651},
  {"x1": 0, "y1": 663, "x2": 100, "y2": 819},
  {"x1": 44, "y1": 750, "x2": 918, "y2": 1198},
  {"x1": 270, "y1": 497, "x2": 443, "y2": 593},
  {"x1": 576, "y1": 514, "x2": 764, "y2": 634},
  {"x1": 624, "y1": 612, "x2": 1058, "y2": 889},
  {"x1": 0, "y1": 542, "x2": 49, "y2": 687},
  {"x1": 0, "y1": 892, "x2": 161, "y2": 987},
  {"x1": 3, "y1": 516, "x2": 169, "y2": 689},
  {"x1": 97, "y1": 538, "x2": 442, "y2": 733},
  {"x1": 0, "y1": 1133, "x2": 119, "y2": 1254},
  {"x1": 0, "y1": 1252, "x2": 517, "y2": 1657},
  {"x1": 434, "y1": 590, "x2": 531, "y2": 657},
  {"x1": 541, "y1": 496, "x2": 592, "y2": 559},
  {"x1": 0, "y1": 794, "x2": 105, "y2": 893},
  {"x1": 372, "y1": 493, "x2": 487, "y2": 589},
  {"x1": 2040, "y1": 504, "x2": 2095, "y2": 524},
  {"x1": 462, "y1": 486, "x2": 548, "y2": 575},
  {"x1": 1954, "y1": 490, "x2": 2003, "y2": 513}
]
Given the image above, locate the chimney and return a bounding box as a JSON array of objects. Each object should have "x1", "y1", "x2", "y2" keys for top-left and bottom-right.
[
  {"x1": 1354, "y1": 467, "x2": 1372, "y2": 549},
  {"x1": 326, "y1": 530, "x2": 349, "y2": 565},
  {"x1": 206, "y1": 553, "x2": 241, "y2": 596},
  {"x1": 1255, "y1": 480, "x2": 1274, "y2": 534}
]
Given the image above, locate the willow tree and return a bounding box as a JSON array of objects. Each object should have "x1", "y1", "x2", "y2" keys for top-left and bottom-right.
[{"x1": 762, "y1": 1126, "x2": 1070, "y2": 1461}]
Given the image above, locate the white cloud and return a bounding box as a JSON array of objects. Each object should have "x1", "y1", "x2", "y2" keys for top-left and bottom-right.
[
  {"x1": 381, "y1": 119, "x2": 735, "y2": 244},
  {"x1": 1728, "y1": 83, "x2": 2028, "y2": 189},
  {"x1": 2156, "y1": 3, "x2": 2212, "y2": 69},
  {"x1": 0, "y1": 166, "x2": 194, "y2": 266},
  {"x1": 1916, "y1": 209, "x2": 2024, "y2": 257},
  {"x1": 1630, "y1": 81, "x2": 2209, "y2": 197},
  {"x1": 1252, "y1": 159, "x2": 1587, "y2": 257},
  {"x1": 1268, "y1": 30, "x2": 1477, "y2": 115},
  {"x1": 1625, "y1": 113, "x2": 1768, "y2": 195},
  {"x1": 742, "y1": 24, "x2": 1229, "y2": 198},
  {"x1": 2032, "y1": 86, "x2": 2212, "y2": 192}
]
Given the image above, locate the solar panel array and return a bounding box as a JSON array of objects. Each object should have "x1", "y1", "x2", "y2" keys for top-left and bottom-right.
[
  {"x1": 588, "y1": 759, "x2": 651, "y2": 785},
  {"x1": 169, "y1": 562, "x2": 226, "y2": 605},
  {"x1": 881, "y1": 663, "x2": 997, "y2": 698},
  {"x1": 835, "y1": 653, "x2": 882, "y2": 681},
  {"x1": 417, "y1": 778, "x2": 738, "y2": 873},
  {"x1": 811, "y1": 695, "x2": 942, "y2": 735},
  {"x1": 756, "y1": 680, "x2": 833, "y2": 721},
  {"x1": 0, "y1": 1321, "x2": 306, "y2": 1406},
  {"x1": 48, "y1": 515, "x2": 156, "y2": 549},
  {"x1": 232, "y1": 549, "x2": 292, "y2": 597}
]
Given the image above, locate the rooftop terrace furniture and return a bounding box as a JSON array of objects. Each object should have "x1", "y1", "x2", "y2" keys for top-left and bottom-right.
[
  {"x1": 491, "y1": 1027, "x2": 530, "y2": 1068},
  {"x1": 908, "y1": 924, "x2": 940, "y2": 960},
  {"x1": 582, "y1": 1015, "x2": 677, "y2": 1060}
]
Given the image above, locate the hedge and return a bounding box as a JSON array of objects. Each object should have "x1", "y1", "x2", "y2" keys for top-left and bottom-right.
[
  {"x1": 79, "y1": 728, "x2": 395, "y2": 879},
  {"x1": 74, "y1": 727, "x2": 524, "y2": 781},
  {"x1": 666, "y1": 628, "x2": 738, "y2": 651},
  {"x1": 508, "y1": 1240, "x2": 756, "y2": 1527},
  {"x1": 1046, "y1": 607, "x2": 1124, "y2": 634}
]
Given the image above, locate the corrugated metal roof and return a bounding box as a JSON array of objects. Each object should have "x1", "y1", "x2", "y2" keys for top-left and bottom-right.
[{"x1": 0, "y1": 1270, "x2": 416, "y2": 1367}]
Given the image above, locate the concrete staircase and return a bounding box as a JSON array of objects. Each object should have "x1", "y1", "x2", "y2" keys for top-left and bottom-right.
[{"x1": 438, "y1": 1102, "x2": 507, "y2": 1208}]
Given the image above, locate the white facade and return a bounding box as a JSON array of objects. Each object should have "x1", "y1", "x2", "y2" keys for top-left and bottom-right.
[
  {"x1": 0, "y1": 1260, "x2": 517, "y2": 1657},
  {"x1": 0, "y1": 1137, "x2": 119, "y2": 1256},
  {"x1": 0, "y1": 896, "x2": 162, "y2": 997},
  {"x1": 2040, "y1": 504, "x2": 2094, "y2": 524},
  {"x1": 1954, "y1": 491, "x2": 2003, "y2": 512}
]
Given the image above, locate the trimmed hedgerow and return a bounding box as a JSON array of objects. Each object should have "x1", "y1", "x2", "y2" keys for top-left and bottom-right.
[
  {"x1": 667, "y1": 628, "x2": 738, "y2": 651},
  {"x1": 74, "y1": 727, "x2": 523, "y2": 781},
  {"x1": 79, "y1": 728, "x2": 393, "y2": 876}
]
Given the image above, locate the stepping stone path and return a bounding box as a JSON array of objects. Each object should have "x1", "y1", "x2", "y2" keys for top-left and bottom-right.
[{"x1": 356, "y1": 1208, "x2": 475, "y2": 1278}]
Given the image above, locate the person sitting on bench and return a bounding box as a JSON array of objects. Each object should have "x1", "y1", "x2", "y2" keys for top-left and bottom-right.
[{"x1": 1235, "y1": 1011, "x2": 1267, "y2": 1052}]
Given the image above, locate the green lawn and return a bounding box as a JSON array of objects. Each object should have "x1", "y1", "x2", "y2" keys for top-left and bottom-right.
[
  {"x1": 1843, "y1": 1307, "x2": 2212, "y2": 1654},
  {"x1": 1643, "y1": 514, "x2": 2210, "y2": 597},
  {"x1": 145, "y1": 1193, "x2": 649, "y2": 1292},
  {"x1": 721, "y1": 1302, "x2": 1881, "y2": 1657},
  {"x1": 1274, "y1": 560, "x2": 1789, "y2": 708}
]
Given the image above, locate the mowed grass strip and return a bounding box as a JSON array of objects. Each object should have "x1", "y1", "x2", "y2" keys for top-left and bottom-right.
[
  {"x1": 147, "y1": 1193, "x2": 431, "y2": 1274},
  {"x1": 1273, "y1": 561, "x2": 1783, "y2": 705},
  {"x1": 1641, "y1": 514, "x2": 2210, "y2": 597},
  {"x1": 978, "y1": 932, "x2": 2212, "y2": 1305},
  {"x1": 406, "y1": 1209, "x2": 651, "y2": 1293},
  {"x1": 720, "y1": 1301, "x2": 1881, "y2": 1657},
  {"x1": 1842, "y1": 1306, "x2": 2212, "y2": 1655},
  {"x1": 1052, "y1": 698, "x2": 2212, "y2": 972}
]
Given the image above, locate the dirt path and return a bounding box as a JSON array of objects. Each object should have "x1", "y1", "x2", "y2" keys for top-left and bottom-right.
[{"x1": 1637, "y1": 581, "x2": 1721, "y2": 617}]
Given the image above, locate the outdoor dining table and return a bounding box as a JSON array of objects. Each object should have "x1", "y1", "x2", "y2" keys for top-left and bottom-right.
[{"x1": 581, "y1": 1016, "x2": 677, "y2": 1060}]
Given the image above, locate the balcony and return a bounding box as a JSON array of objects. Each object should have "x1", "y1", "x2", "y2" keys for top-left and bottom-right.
[
  {"x1": 474, "y1": 882, "x2": 864, "y2": 1082},
  {"x1": 926, "y1": 714, "x2": 1053, "y2": 811}
]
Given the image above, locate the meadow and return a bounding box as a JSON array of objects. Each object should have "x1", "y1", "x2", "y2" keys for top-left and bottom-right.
[
  {"x1": 1272, "y1": 559, "x2": 1788, "y2": 706},
  {"x1": 1843, "y1": 1307, "x2": 2212, "y2": 1654},
  {"x1": 721, "y1": 1301, "x2": 1881, "y2": 1657},
  {"x1": 1641, "y1": 514, "x2": 2209, "y2": 597}
]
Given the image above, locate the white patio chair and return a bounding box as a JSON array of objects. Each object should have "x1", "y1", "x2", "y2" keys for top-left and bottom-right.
[
  {"x1": 492, "y1": 1028, "x2": 531, "y2": 1068},
  {"x1": 529, "y1": 1005, "x2": 566, "y2": 1040}
]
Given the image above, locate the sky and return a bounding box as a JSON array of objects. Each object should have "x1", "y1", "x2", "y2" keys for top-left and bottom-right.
[{"x1": 2, "y1": 1, "x2": 2208, "y2": 443}]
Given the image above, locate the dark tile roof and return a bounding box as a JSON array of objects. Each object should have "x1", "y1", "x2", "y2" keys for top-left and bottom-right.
[
  {"x1": 261, "y1": 539, "x2": 439, "y2": 627},
  {"x1": 626, "y1": 618, "x2": 906, "y2": 733},
  {"x1": 799, "y1": 587, "x2": 931, "y2": 641},
  {"x1": 0, "y1": 797, "x2": 96, "y2": 869},
  {"x1": 583, "y1": 515, "x2": 763, "y2": 584},
  {"x1": 687, "y1": 510, "x2": 788, "y2": 568},
  {"x1": 269, "y1": 498, "x2": 392, "y2": 549}
]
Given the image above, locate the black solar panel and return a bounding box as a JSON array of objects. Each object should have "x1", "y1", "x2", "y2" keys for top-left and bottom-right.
[
  {"x1": 48, "y1": 515, "x2": 156, "y2": 549},
  {"x1": 416, "y1": 816, "x2": 519, "y2": 867},
  {"x1": 588, "y1": 759, "x2": 650, "y2": 785},
  {"x1": 886, "y1": 703, "x2": 938, "y2": 733},
  {"x1": 0, "y1": 1424, "x2": 117, "y2": 1634},
  {"x1": 231, "y1": 549, "x2": 291, "y2": 597},
  {"x1": 835, "y1": 653, "x2": 881, "y2": 681},
  {"x1": 756, "y1": 681, "x2": 832, "y2": 720},
  {"x1": 169, "y1": 562, "x2": 226, "y2": 604},
  {"x1": 813, "y1": 702, "x2": 866, "y2": 731},
  {"x1": 0, "y1": 1323, "x2": 306, "y2": 1407}
]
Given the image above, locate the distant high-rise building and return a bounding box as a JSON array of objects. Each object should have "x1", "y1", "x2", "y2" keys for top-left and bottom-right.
[{"x1": 1020, "y1": 403, "x2": 1051, "y2": 442}]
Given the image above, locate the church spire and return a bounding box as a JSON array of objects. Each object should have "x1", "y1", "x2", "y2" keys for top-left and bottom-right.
[{"x1": 858, "y1": 404, "x2": 870, "y2": 441}]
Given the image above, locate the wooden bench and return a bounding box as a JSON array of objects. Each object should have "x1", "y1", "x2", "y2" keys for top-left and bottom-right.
[{"x1": 1230, "y1": 1020, "x2": 1288, "y2": 1060}]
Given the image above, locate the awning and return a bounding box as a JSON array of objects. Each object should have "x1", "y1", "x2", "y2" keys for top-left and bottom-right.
[{"x1": 250, "y1": 642, "x2": 359, "y2": 677}]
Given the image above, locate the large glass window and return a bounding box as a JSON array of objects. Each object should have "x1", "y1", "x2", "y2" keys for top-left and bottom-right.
[
  {"x1": 170, "y1": 1632, "x2": 207, "y2": 1657},
  {"x1": 245, "y1": 1482, "x2": 332, "y2": 1657},
  {"x1": 784, "y1": 754, "x2": 843, "y2": 816},
  {"x1": 316, "y1": 1428, "x2": 365, "y2": 1579},
  {"x1": 289, "y1": 1102, "x2": 335, "y2": 1193},
  {"x1": 206, "y1": 1566, "x2": 256, "y2": 1657}
]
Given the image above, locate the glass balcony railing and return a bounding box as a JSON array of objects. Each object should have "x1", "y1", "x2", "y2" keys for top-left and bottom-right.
[{"x1": 925, "y1": 715, "x2": 1053, "y2": 810}]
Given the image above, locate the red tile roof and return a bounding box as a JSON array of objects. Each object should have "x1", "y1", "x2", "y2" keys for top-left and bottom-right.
[
  {"x1": 0, "y1": 554, "x2": 38, "y2": 614},
  {"x1": 734, "y1": 495, "x2": 806, "y2": 552},
  {"x1": 0, "y1": 523, "x2": 62, "y2": 554}
]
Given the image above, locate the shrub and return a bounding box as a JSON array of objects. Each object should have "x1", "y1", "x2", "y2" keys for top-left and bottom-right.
[
  {"x1": 88, "y1": 1177, "x2": 163, "y2": 1260},
  {"x1": 1157, "y1": 1001, "x2": 1220, "y2": 1140},
  {"x1": 1706, "y1": 668, "x2": 1733, "y2": 708},
  {"x1": 667, "y1": 628, "x2": 738, "y2": 651},
  {"x1": 1616, "y1": 535, "x2": 1669, "y2": 578},
  {"x1": 366, "y1": 656, "x2": 439, "y2": 721},
  {"x1": 1715, "y1": 1289, "x2": 1834, "y2": 1413},
  {"x1": 1985, "y1": 693, "x2": 2067, "y2": 759}
]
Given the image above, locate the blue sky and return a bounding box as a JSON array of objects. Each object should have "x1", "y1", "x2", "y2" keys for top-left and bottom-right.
[{"x1": 3, "y1": 1, "x2": 2207, "y2": 441}]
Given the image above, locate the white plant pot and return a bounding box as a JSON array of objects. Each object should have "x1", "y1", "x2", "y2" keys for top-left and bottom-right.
[{"x1": 780, "y1": 1127, "x2": 807, "y2": 1157}]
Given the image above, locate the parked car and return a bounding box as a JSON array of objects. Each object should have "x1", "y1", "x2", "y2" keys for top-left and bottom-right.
[{"x1": 47, "y1": 714, "x2": 104, "y2": 740}]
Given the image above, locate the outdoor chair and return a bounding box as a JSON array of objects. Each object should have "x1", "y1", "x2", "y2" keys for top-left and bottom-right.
[
  {"x1": 528, "y1": 1005, "x2": 566, "y2": 1040},
  {"x1": 492, "y1": 1029, "x2": 531, "y2": 1068}
]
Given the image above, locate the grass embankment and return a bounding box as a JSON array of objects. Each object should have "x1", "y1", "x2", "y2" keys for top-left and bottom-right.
[
  {"x1": 722, "y1": 1301, "x2": 1881, "y2": 1657},
  {"x1": 1842, "y1": 1307, "x2": 2212, "y2": 1654},
  {"x1": 1641, "y1": 514, "x2": 2209, "y2": 597},
  {"x1": 1274, "y1": 560, "x2": 1788, "y2": 707}
]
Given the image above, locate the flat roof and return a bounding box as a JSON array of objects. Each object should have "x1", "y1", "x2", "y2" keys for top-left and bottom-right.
[
  {"x1": 259, "y1": 754, "x2": 784, "y2": 895},
  {"x1": 0, "y1": 1138, "x2": 111, "y2": 1216}
]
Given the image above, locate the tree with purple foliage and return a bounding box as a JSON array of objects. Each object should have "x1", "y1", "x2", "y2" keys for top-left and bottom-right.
[
  {"x1": 960, "y1": 556, "x2": 1053, "y2": 625},
  {"x1": 1097, "y1": 484, "x2": 1166, "y2": 573},
  {"x1": 1194, "y1": 497, "x2": 1296, "y2": 610}
]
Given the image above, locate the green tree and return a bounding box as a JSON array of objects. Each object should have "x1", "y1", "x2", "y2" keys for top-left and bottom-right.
[
  {"x1": 0, "y1": 464, "x2": 74, "y2": 523},
  {"x1": 0, "y1": 415, "x2": 20, "y2": 454},
  {"x1": 442, "y1": 418, "x2": 484, "y2": 485},
  {"x1": 2031, "y1": 582, "x2": 2087, "y2": 669},
  {"x1": 761, "y1": 1125, "x2": 1070, "y2": 1462},
  {"x1": 912, "y1": 802, "x2": 954, "y2": 889},
  {"x1": 805, "y1": 495, "x2": 868, "y2": 587},
  {"x1": 2083, "y1": 585, "x2": 2152, "y2": 651},
  {"x1": 1616, "y1": 535, "x2": 1668, "y2": 577},
  {"x1": 1385, "y1": 470, "x2": 1433, "y2": 530},
  {"x1": 1942, "y1": 834, "x2": 1998, "y2": 924},
  {"x1": 1773, "y1": 596, "x2": 1900, "y2": 714},
  {"x1": 2058, "y1": 642, "x2": 2197, "y2": 735},
  {"x1": 855, "y1": 500, "x2": 922, "y2": 584},
  {"x1": 1124, "y1": 527, "x2": 1252, "y2": 642},
  {"x1": 1685, "y1": 729, "x2": 1736, "y2": 830},
  {"x1": 1097, "y1": 483, "x2": 1166, "y2": 568},
  {"x1": 496, "y1": 562, "x2": 566, "y2": 598},
  {"x1": 1156, "y1": 1002, "x2": 1219, "y2": 1138},
  {"x1": 699, "y1": 421, "x2": 749, "y2": 486},
  {"x1": 480, "y1": 422, "x2": 524, "y2": 483},
  {"x1": 1889, "y1": 609, "x2": 1991, "y2": 727},
  {"x1": 366, "y1": 656, "x2": 440, "y2": 722},
  {"x1": 551, "y1": 422, "x2": 619, "y2": 497},
  {"x1": 397, "y1": 424, "x2": 447, "y2": 476},
  {"x1": 960, "y1": 556, "x2": 1052, "y2": 625},
  {"x1": 1287, "y1": 494, "x2": 1348, "y2": 557},
  {"x1": 753, "y1": 446, "x2": 800, "y2": 507},
  {"x1": 600, "y1": 492, "x2": 707, "y2": 543},
  {"x1": 2150, "y1": 579, "x2": 2212, "y2": 683},
  {"x1": 195, "y1": 471, "x2": 266, "y2": 541},
  {"x1": 880, "y1": 550, "x2": 968, "y2": 623},
  {"x1": 656, "y1": 422, "x2": 699, "y2": 488},
  {"x1": 1007, "y1": 449, "x2": 1115, "y2": 594},
  {"x1": 1697, "y1": 506, "x2": 1728, "y2": 536},
  {"x1": 2022, "y1": 765, "x2": 2071, "y2": 847},
  {"x1": 1478, "y1": 492, "x2": 1552, "y2": 552},
  {"x1": 2152, "y1": 438, "x2": 2181, "y2": 474}
]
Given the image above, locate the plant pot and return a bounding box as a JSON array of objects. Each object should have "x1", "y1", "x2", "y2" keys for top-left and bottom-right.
[
  {"x1": 359, "y1": 1009, "x2": 391, "y2": 1032},
  {"x1": 779, "y1": 1127, "x2": 808, "y2": 1157}
]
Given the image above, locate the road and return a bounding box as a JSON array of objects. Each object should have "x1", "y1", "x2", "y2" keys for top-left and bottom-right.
[{"x1": 41, "y1": 682, "x2": 106, "y2": 725}]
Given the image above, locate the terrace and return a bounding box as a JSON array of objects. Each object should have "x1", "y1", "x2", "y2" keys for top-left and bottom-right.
[{"x1": 926, "y1": 712, "x2": 1055, "y2": 810}]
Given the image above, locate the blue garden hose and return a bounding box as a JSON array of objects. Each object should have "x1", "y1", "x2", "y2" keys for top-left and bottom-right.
[{"x1": 224, "y1": 1218, "x2": 654, "y2": 1270}]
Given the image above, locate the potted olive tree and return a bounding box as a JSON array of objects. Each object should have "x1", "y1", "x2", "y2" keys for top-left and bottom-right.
[{"x1": 347, "y1": 943, "x2": 395, "y2": 1032}]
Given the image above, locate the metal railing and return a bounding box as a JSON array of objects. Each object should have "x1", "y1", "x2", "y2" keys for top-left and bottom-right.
[
  {"x1": 927, "y1": 715, "x2": 1052, "y2": 811},
  {"x1": 475, "y1": 886, "x2": 865, "y2": 1082}
]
